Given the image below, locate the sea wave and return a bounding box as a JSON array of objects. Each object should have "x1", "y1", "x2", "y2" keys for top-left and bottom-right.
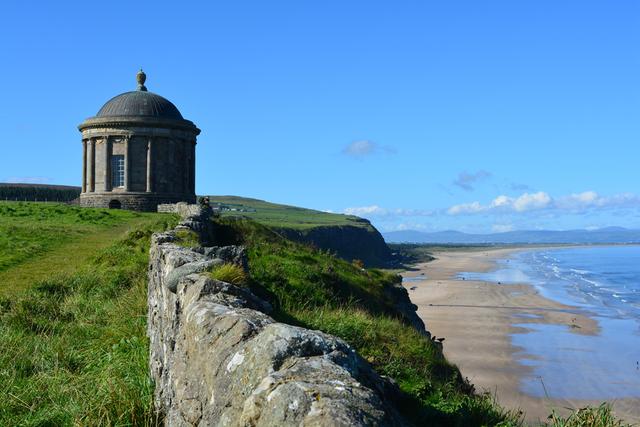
[{"x1": 517, "y1": 246, "x2": 640, "y2": 319}]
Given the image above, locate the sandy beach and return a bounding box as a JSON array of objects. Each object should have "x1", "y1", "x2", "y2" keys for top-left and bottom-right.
[{"x1": 402, "y1": 248, "x2": 640, "y2": 425}]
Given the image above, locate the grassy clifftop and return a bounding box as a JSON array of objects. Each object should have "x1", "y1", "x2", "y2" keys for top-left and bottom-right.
[
  {"x1": 208, "y1": 195, "x2": 366, "y2": 229},
  {"x1": 208, "y1": 195, "x2": 393, "y2": 266}
]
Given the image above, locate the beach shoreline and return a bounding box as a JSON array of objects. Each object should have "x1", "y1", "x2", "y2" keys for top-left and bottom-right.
[{"x1": 402, "y1": 247, "x2": 640, "y2": 424}]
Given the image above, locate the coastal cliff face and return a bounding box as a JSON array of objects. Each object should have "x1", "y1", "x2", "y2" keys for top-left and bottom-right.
[
  {"x1": 276, "y1": 220, "x2": 393, "y2": 267},
  {"x1": 147, "y1": 205, "x2": 408, "y2": 426}
]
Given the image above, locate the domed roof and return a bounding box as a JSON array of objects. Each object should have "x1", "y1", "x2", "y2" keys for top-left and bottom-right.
[
  {"x1": 96, "y1": 91, "x2": 184, "y2": 120},
  {"x1": 94, "y1": 69, "x2": 184, "y2": 120}
]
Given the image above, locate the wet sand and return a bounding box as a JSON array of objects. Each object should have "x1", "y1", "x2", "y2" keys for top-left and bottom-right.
[{"x1": 402, "y1": 248, "x2": 640, "y2": 425}]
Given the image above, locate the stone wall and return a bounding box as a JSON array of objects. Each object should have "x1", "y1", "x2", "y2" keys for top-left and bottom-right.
[{"x1": 148, "y1": 205, "x2": 409, "y2": 426}]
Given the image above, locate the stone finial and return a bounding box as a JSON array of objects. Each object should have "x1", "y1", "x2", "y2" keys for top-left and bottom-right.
[{"x1": 137, "y1": 68, "x2": 147, "y2": 91}]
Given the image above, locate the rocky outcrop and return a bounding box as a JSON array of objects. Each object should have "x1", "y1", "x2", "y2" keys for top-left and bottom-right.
[
  {"x1": 276, "y1": 219, "x2": 392, "y2": 267},
  {"x1": 148, "y1": 205, "x2": 409, "y2": 426},
  {"x1": 384, "y1": 281, "x2": 428, "y2": 335}
]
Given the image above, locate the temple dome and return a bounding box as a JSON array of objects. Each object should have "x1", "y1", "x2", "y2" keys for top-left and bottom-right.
[
  {"x1": 78, "y1": 70, "x2": 200, "y2": 212},
  {"x1": 93, "y1": 70, "x2": 184, "y2": 120},
  {"x1": 96, "y1": 91, "x2": 184, "y2": 120}
]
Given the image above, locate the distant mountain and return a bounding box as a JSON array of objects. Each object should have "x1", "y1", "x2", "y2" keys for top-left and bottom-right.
[{"x1": 383, "y1": 228, "x2": 640, "y2": 244}]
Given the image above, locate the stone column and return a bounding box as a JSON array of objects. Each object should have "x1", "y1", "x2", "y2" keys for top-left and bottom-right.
[
  {"x1": 103, "y1": 136, "x2": 111, "y2": 192},
  {"x1": 82, "y1": 140, "x2": 87, "y2": 193},
  {"x1": 191, "y1": 140, "x2": 196, "y2": 194},
  {"x1": 124, "y1": 136, "x2": 130, "y2": 191},
  {"x1": 146, "y1": 137, "x2": 154, "y2": 192},
  {"x1": 88, "y1": 139, "x2": 95, "y2": 192},
  {"x1": 182, "y1": 140, "x2": 189, "y2": 194}
]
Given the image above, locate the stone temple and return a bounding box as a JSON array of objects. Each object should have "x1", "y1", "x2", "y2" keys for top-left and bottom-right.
[{"x1": 79, "y1": 70, "x2": 200, "y2": 211}]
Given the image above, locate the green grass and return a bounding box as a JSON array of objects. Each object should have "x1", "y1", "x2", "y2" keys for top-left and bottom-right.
[
  {"x1": 0, "y1": 202, "x2": 158, "y2": 273},
  {"x1": 547, "y1": 403, "x2": 632, "y2": 427},
  {"x1": 0, "y1": 203, "x2": 629, "y2": 426},
  {"x1": 208, "y1": 263, "x2": 248, "y2": 286},
  {"x1": 0, "y1": 214, "x2": 177, "y2": 426},
  {"x1": 173, "y1": 228, "x2": 201, "y2": 247},
  {"x1": 215, "y1": 217, "x2": 523, "y2": 426},
  {"x1": 0, "y1": 202, "x2": 172, "y2": 298},
  {"x1": 207, "y1": 195, "x2": 371, "y2": 230}
]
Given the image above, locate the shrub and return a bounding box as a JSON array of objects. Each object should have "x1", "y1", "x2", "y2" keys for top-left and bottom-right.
[
  {"x1": 208, "y1": 263, "x2": 247, "y2": 286},
  {"x1": 547, "y1": 403, "x2": 631, "y2": 427}
]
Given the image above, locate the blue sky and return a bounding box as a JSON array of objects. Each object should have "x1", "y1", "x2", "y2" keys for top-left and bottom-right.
[{"x1": 1, "y1": 1, "x2": 639, "y2": 232}]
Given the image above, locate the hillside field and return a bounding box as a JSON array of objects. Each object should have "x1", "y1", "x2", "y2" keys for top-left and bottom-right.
[{"x1": 208, "y1": 195, "x2": 368, "y2": 230}]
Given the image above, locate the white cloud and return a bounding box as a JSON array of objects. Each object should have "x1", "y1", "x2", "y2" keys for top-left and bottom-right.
[
  {"x1": 447, "y1": 190, "x2": 640, "y2": 216},
  {"x1": 344, "y1": 205, "x2": 388, "y2": 216},
  {"x1": 382, "y1": 222, "x2": 432, "y2": 232},
  {"x1": 447, "y1": 201, "x2": 484, "y2": 215},
  {"x1": 492, "y1": 224, "x2": 515, "y2": 233},
  {"x1": 343, "y1": 206, "x2": 437, "y2": 219},
  {"x1": 555, "y1": 191, "x2": 640, "y2": 211},
  {"x1": 453, "y1": 170, "x2": 492, "y2": 191},
  {"x1": 343, "y1": 140, "x2": 376, "y2": 157},
  {"x1": 343, "y1": 190, "x2": 640, "y2": 233},
  {"x1": 512, "y1": 192, "x2": 552, "y2": 212},
  {"x1": 341, "y1": 140, "x2": 396, "y2": 158},
  {"x1": 3, "y1": 176, "x2": 52, "y2": 184},
  {"x1": 490, "y1": 195, "x2": 512, "y2": 208}
]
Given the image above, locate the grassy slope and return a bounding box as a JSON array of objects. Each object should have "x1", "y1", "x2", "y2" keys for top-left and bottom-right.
[
  {"x1": 215, "y1": 217, "x2": 521, "y2": 426},
  {"x1": 0, "y1": 203, "x2": 177, "y2": 425},
  {"x1": 208, "y1": 195, "x2": 369, "y2": 230},
  {"x1": 0, "y1": 202, "x2": 156, "y2": 273}
]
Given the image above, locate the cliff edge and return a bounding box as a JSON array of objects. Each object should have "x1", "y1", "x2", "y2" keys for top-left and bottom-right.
[{"x1": 208, "y1": 196, "x2": 393, "y2": 267}]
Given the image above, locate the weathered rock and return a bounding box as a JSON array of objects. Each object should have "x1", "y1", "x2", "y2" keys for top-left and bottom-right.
[
  {"x1": 159, "y1": 202, "x2": 216, "y2": 243},
  {"x1": 384, "y1": 282, "x2": 429, "y2": 336},
  {"x1": 148, "y1": 204, "x2": 410, "y2": 426},
  {"x1": 276, "y1": 221, "x2": 393, "y2": 268}
]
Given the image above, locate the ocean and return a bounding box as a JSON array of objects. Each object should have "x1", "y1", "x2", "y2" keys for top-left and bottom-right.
[{"x1": 461, "y1": 245, "x2": 640, "y2": 399}]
